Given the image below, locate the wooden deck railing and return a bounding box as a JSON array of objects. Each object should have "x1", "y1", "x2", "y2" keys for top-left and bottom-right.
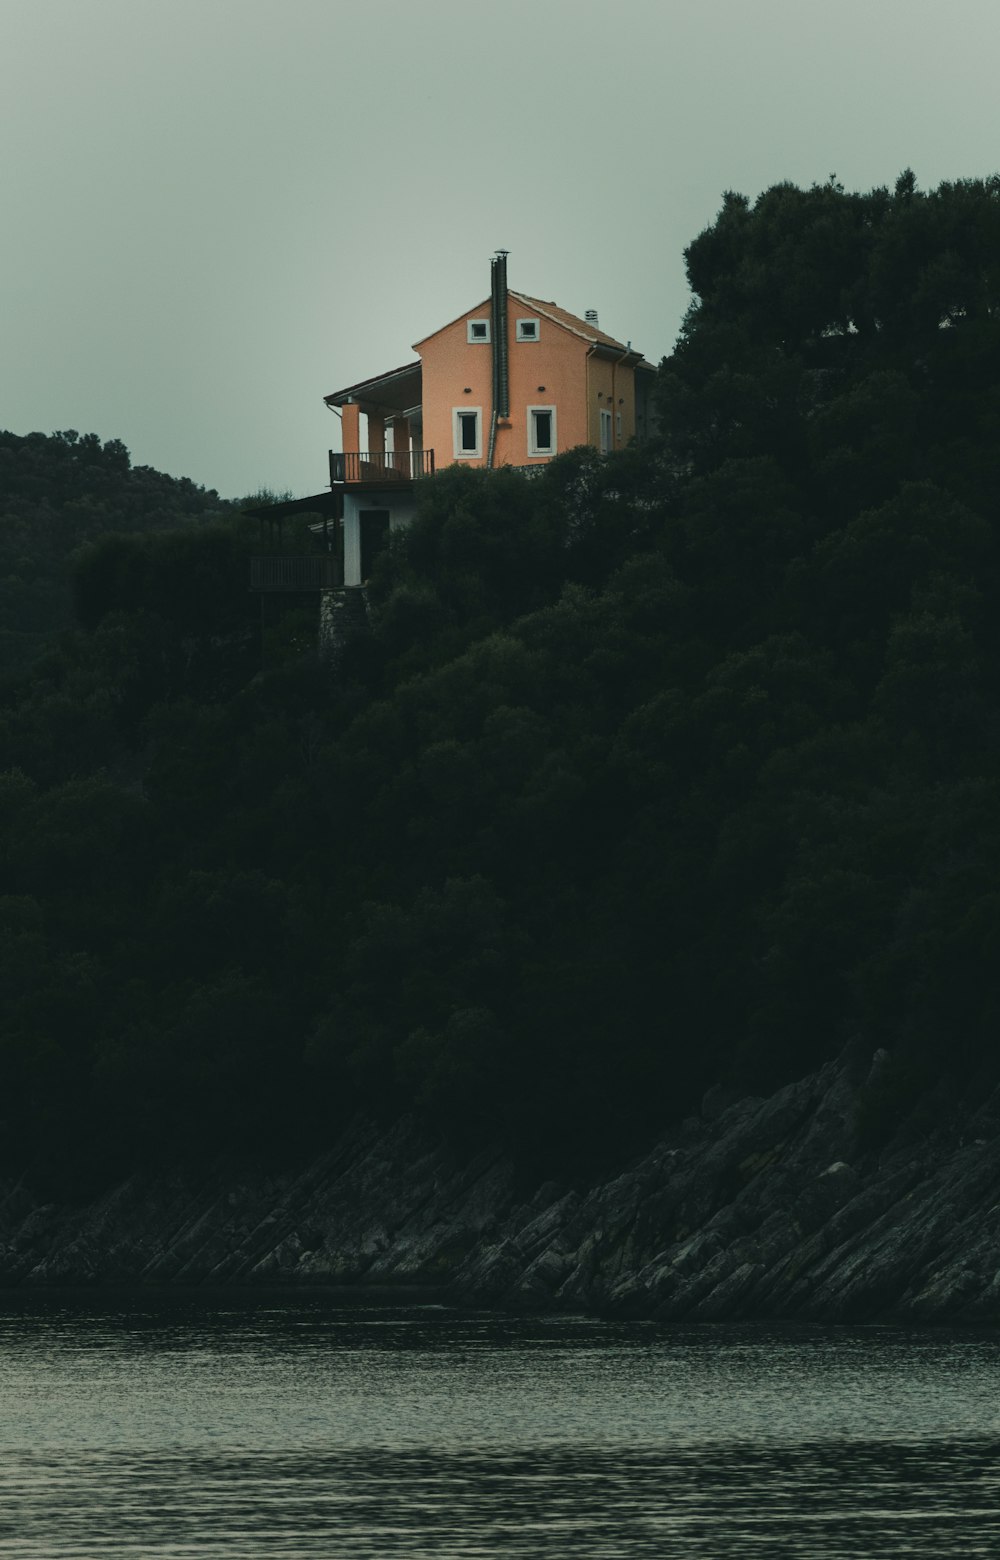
[
  {"x1": 250, "y1": 556, "x2": 342, "y2": 592},
  {"x1": 329, "y1": 449, "x2": 435, "y2": 485}
]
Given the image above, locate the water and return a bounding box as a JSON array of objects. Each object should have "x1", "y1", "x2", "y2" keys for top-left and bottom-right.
[{"x1": 0, "y1": 1292, "x2": 998, "y2": 1557}]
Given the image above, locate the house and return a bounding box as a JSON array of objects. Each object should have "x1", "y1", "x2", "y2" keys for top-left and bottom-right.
[{"x1": 251, "y1": 254, "x2": 657, "y2": 592}]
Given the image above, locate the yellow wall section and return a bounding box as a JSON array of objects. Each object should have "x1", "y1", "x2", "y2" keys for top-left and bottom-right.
[
  {"x1": 418, "y1": 300, "x2": 597, "y2": 469},
  {"x1": 418, "y1": 304, "x2": 493, "y2": 470},
  {"x1": 586, "y1": 354, "x2": 637, "y2": 450},
  {"x1": 504, "y1": 304, "x2": 588, "y2": 462}
]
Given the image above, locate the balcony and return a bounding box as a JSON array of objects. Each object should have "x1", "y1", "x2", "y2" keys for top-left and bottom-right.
[
  {"x1": 329, "y1": 449, "x2": 435, "y2": 486},
  {"x1": 250, "y1": 556, "x2": 342, "y2": 592}
]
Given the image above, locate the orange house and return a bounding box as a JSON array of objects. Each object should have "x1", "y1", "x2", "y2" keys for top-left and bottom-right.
[{"x1": 320, "y1": 255, "x2": 656, "y2": 586}]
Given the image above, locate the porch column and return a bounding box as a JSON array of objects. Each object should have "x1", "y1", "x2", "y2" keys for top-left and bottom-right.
[
  {"x1": 367, "y1": 412, "x2": 386, "y2": 450},
  {"x1": 392, "y1": 416, "x2": 410, "y2": 476},
  {"x1": 341, "y1": 403, "x2": 361, "y2": 459}
]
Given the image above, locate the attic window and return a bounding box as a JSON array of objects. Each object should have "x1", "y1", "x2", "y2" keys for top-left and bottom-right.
[
  {"x1": 516, "y1": 318, "x2": 540, "y2": 342},
  {"x1": 468, "y1": 319, "x2": 490, "y2": 343}
]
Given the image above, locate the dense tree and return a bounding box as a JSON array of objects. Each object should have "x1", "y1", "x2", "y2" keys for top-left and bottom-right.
[
  {"x1": 4, "y1": 172, "x2": 1000, "y2": 1185},
  {"x1": 0, "y1": 429, "x2": 231, "y2": 676}
]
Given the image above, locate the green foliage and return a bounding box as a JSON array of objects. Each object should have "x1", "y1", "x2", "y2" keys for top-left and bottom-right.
[
  {"x1": 0, "y1": 429, "x2": 231, "y2": 676},
  {"x1": 5, "y1": 172, "x2": 1000, "y2": 1183}
]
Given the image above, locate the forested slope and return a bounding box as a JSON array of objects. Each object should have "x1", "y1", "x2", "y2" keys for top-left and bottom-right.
[
  {"x1": 0, "y1": 429, "x2": 230, "y2": 676},
  {"x1": 3, "y1": 173, "x2": 1000, "y2": 1195}
]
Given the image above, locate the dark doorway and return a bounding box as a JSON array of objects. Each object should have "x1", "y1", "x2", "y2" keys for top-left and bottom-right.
[{"x1": 360, "y1": 510, "x2": 391, "y2": 580}]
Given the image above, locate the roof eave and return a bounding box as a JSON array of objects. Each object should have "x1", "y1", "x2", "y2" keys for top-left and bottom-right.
[
  {"x1": 587, "y1": 343, "x2": 646, "y2": 368},
  {"x1": 412, "y1": 299, "x2": 491, "y2": 351},
  {"x1": 323, "y1": 361, "x2": 422, "y2": 409},
  {"x1": 509, "y1": 290, "x2": 633, "y2": 353}
]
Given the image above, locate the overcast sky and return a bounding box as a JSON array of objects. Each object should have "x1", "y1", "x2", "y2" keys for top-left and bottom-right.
[{"x1": 2, "y1": 0, "x2": 998, "y2": 499}]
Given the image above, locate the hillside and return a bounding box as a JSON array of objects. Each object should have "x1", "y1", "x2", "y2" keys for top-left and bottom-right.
[
  {"x1": 2, "y1": 173, "x2": 1000, "y2": 1223},
  {"x1": 2, "y1": 1046, "x2": 999, "y2": 1324},
  {"x1": 0, "y1": 429, "x2": 231, "y2": 676}
]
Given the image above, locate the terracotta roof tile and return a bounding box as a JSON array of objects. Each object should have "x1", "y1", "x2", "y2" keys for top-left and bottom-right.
[{"x1": 510, "y1": 292, "x2": 630, "y2": 350}]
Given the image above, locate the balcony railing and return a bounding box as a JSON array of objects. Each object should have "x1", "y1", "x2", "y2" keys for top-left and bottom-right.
[
  {"x1": 329, "y1": 449, "x2": 435, "y2": 485},
  {"x1": 250, "y1": 556, "x2": 342, "y2": 592}
]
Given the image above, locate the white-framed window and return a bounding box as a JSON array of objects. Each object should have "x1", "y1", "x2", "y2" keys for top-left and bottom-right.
[
  {"x1": 527, "y1": 404, "x2": 557, "y2": 457},
  {"x1": 599, "y1": 408, "x2": 613, "y2": 453},
  {"x1": 516, "y1": 317, "x2": 540, "y2": 342},
  {"x1": 453, "y1": 406, "x2": 482, "y2": 459},
  {"x1": 467, "y1": 319, "x2": 491, "y2": 343},
  {"x1": 616, "y1": 411, "x2": 622, "y2": 440}
]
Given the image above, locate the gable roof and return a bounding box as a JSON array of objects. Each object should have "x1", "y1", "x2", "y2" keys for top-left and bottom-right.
[
  {"x1": 324, "y1": 360, "x2": 422, "y2": 411},
  {"x1": 412, "y1": 300, "x2": 490, "y2": 351},
  {"x1": 411, "y1": 291, "x2": 642, "y2": 358},
  {"x1": 508, "y1": 292, "x2": 630, "y2": 351}
]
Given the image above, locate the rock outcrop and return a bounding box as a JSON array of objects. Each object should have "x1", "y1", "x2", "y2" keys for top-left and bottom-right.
[{"x1": 2, "y1": 1049, "x2": 999, "y2": 1321}]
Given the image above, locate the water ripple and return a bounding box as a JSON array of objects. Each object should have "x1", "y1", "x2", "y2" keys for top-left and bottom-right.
[{"x1": 0, "y1": 1298, "x2": 998, "y2": 1556}]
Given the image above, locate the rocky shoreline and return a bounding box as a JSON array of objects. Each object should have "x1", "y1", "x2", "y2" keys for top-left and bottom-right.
[{"x1": 2, "y1": 1048, "x2": 999, "y2": 1322}]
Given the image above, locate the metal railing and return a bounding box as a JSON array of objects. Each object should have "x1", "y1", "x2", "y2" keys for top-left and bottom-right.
[
  {"x1": 329, "y1": 449, "x2": 435, "y2": 485},
  {"x1": 250, "y1": 556, "x2": 342, "y2": 592}
]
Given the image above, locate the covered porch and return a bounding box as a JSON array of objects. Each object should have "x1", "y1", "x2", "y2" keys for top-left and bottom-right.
[
  {"x1": 324, "y1": 360, "x2": 425, "y2": 485},
  {"x1": 324, "y1": 360, "x2": 431, "y2": 585},
  {"x1": 245, "y1": 489, "x2": 343, "y2": 593}
]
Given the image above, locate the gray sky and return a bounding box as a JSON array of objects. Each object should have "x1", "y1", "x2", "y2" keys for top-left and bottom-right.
[{"x1": 3, "y1": 0, "x2": 998, "y2": 500}]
